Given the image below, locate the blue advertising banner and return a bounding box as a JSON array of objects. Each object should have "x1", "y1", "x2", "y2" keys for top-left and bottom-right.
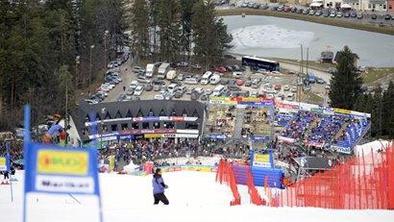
[{"x1": 24, "y1": 143, "x2": 100, "y2": 195}]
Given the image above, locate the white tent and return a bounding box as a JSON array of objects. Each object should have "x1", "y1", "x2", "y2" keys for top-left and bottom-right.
[
  {"x1": 341, "y1": 3, "x2": 352, "y2": 9},
  {"x1": 310, "y1": 2, "x2": 323, "y2": 7}
]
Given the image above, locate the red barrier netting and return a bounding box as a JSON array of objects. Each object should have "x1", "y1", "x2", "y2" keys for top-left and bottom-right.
[
  {"x1": 269, "y1": 142, "x2": 394, "y2": 210},
  {"x1": 216, "y1": 159, "x2": 241, "y2": 206}
]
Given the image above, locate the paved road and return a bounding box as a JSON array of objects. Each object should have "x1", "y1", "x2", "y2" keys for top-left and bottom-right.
[
  {"x1": 105, "y1": 58, "x2": 134, "y2": 102},
  {"x1": 279, "y1": 62, "x2": 332, "y2": 83}
]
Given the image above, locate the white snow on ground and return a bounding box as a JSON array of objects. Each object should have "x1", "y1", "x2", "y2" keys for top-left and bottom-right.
[
  {"x1": 230, "y1": 25, "x2": 315, "y2": 50},
  {"x1": 355, "y1": 140, "x2": 390, "y2": 155},
  {"x1": 1, "y1": 171, "x2": 393, "y2": 222}
]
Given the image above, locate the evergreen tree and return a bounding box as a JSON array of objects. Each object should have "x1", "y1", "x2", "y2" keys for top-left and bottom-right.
[
  {"x1": 329, "y1": 46, "x2": 362, "y2": 109},
  {"x1": 382, "y1": 81, "x2": 394, "y2": 138},
  {"x1": 157, "y1": 0, "x2": 181, "y2": 62},
  {"x1": 371, "y1": 86, "x2": 383, "y2": 137},
  {"x1": 130, "y1": 0, "x2": 150, "y2": 59},
  {"x1": 180, "y1": 0, "x2": 197, "y2": 62},
  {"x1": 192, "y1": 0, "x2": 232, "y2": 68}
]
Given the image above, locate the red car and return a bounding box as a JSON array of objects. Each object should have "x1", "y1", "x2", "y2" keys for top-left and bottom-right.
[
  {"x1": 214, "y1": 66, "x2": 227, "y2": 73},
  {"x1": 236, "y1": 79, "x2": 245, "y2": 86},
  {"x1": 274, "y1": 84, "x2": 281, "y2": 90}
]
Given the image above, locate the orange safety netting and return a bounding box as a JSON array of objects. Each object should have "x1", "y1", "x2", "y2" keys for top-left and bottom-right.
[
  {"x1": 216, "y1": 159, "x2": 241, "y2": 206},
  {"x1": 268, "y1": 142, "x2": 394, "y2": 209}
]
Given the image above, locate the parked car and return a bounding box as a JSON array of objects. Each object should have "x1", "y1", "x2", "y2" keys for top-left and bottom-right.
[
  {"x1": 134, "y1": 85, "x2": 144, "y2": 96},
  {"x1": 357, "y1": 14, "x2": 363, "y2": 19},
  {"x1": 245, "y1": 80, "x2": 252, "y2": 87},
  {"x1": 214, "y1": 66, "x2": 227, "y2": 73},
  {"x1": 228, "y1": 85, "x2": 241, "y2": 91},
  {"x1": 330, "y1": 11, "x2": 336, "y2": 18},
  {"x1": 232, "y1": 71, "x2": 243, "y2": 79},
  {"x1": 137, "y1": 76, "x2": 151, "y2": 84},
  {"x1": 371, "y1": 14, "x2": 377, "y2": 20},
  {"x1": 177, "y1": 73, "x2": 184, "y2": 81},
  {"x1": 126, "y1": 88, "x2": 134, "y2": 96},
  {"x1": 184, "y1": 77, "x2": 198, "y2": 85},
  {"x1": 220, "y1": 79, "x2": 229, "y2": 85},
  {"x1": 129, "y1": 80, "x2": 138, "y2": 90},
  {"x1": 145, "y1": 84, "x2": 153, "y2": 91},
  {"x1": 190, "y1": 92, "x2": 200, "y2": 100},
  {"x1": 309, "y1": 10, "x2": 315, "y2": 16},
  {"x1": 384, "y1": 14, "x2": 392, "y2": 20},
  {"x1": 344, "y1": 12, "x2": 350, "y2": 18},
  {"x1": 350, "y1": 11, "x2": 357, "y2": 18},
  {"x1": 315, "y1": 10, "x2": 322, "y2": 16},
  {"x1": 154, "y1": 94, "x2": 164, "y2": 100},
  {"x1": 236, "y1": 79, "x2": 245, "y2": 86},
  {"x1": 336, "y1": 12, "x2": 343, "y2": 18}
]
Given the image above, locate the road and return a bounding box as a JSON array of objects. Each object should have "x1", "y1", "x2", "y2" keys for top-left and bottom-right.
[
  {"x1": 104, "y1": 58, "x2": 134, "y2": 102},
  {"x1": 279, "y1": 62, "x2": 332, "y2": 83}
]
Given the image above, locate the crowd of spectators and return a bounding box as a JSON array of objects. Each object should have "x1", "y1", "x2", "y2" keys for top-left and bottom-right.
[
  {"x1": 280, "y1": 110, "x2": 370, "y2": 149},
  {"x1": 97, "y1": 138, "x2": 251, "y2": 170}
]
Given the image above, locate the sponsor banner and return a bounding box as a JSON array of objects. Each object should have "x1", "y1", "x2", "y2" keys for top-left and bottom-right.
[
  {"x1": 24, "y1": 143, "x2": 100, "y2": 195},
  {"x1": 159, "y1": 116, "x2": 170, "y2": 121},
  {"x1": 183, "y1": 117, "x2": 198, "y2": 122},
  {"x1": 277, "y1": 136, "x2": 295, "y2": 143},
  {"x1": 334, "y1": 108, "x2": 352, "y2": 115},
  {"x1": 250, "y1": 135, "x2": 271, "y2": 142},
  {"x1": 253, "y1": 153, "x2": 271, "y2": 167},
  {"x1": 306, "y1": 141, "x2": 324, "y2": 148},
  {"x1": 275, "y1": 99, "x2": 299, "y2": 111},
  {"x1": 161, "y1": 165, "x2": 216, "y2": 173},
  {"x1": 171, "y1": 116, "x2": 184, "y2": 122},
  {"x1": 35, "y1": 175, "x2": 94, "y2": 194},
  {"x1": 350, "y1": 110, "x2": 371, "y2": 118},
  {"x1": 37, "y1": 150, "x2": 88, "y2": 176},
  {"x1": 206, "y1": 134, "x2": 227, "y2": 140},
  {"x1": 0, "y1": 157, "x2": 6, "y2": 171},
  {"x1": 85, "y1": 116, "x2": 199, "y2": 127},
  {"x1": 162, "y1": 134, "x2": 176, "y2": 138},
  {"x1": 88, "y1": 132, "x2": 119, "y2": 140},
  {"x1": 175, "y1": 134, "x2": 199, "y2": 138},
  {"x1": 176, "y1": 129, "x2": 199, "y2": 134},
  {"x1": 331, "y1": 145, "x2": 352, "y2": 154},
  {"x1": 144, "y1": 134, "x2": 163, "y2": 138}
]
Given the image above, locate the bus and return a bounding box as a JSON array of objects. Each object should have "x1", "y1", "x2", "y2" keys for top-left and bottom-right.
[{"x1": 241, "y1": 56, "x2": 280, "y2": 72}]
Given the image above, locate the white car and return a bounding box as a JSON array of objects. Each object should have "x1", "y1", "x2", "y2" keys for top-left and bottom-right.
[
  {"x1": 205, "y1": 89, "x2": 213, "y2": 95},
  {"x1": 232, "y1": 72, "x2": 243, "y2": 79},
  {"x1": 291, "y1": 87, "x2": 297, "y2": 93},
  {"x1": 129, "y1": 80, "x2": 138, "y2": 89},
  {"x1": 283, "y1": 85, "x2": 290, "y2": 91},
  {"x1": 200, "y1": 78, "x2": 210, "y2": 85},
  {"x1": 193, "y1": 87, "x2": 204, "y2": 95},
  {"x1": 154, "y1": 94, "x2": 164, "y2": 100},
  {"x1": 134, "y1": 85, "x2": 144, "y2": 96},
  {"x1": 84, "y1": 99, "x2": 98, "y2": 104},
  {"x1": 96, "y1": 90, "x2": 108, "y2": 97},
  {"x1": 184, "y1": 77, "x2": 198, "y2": 85}
]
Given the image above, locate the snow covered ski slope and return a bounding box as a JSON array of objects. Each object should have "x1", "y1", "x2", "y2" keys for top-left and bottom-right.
[{"x1": 1, "y1": 171, "x2": 393, "y2": 222}]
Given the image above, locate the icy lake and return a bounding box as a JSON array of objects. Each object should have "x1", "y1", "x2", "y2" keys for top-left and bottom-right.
[{"x1": 223, "y1": 15, "x2": 394, "y2": 67}]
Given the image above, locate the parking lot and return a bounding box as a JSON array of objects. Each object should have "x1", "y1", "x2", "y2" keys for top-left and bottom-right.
[
  {"x1": 100, "y1": 59, "x2": 329, "y2": 106},
  {"x1": 217, "y1": 1, "x2": 394, "y2": 27}
]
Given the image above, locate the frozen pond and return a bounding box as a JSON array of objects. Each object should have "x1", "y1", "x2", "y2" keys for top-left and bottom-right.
[{"x1": 223, "y1": 15, "x2": 394, "y2": 67}]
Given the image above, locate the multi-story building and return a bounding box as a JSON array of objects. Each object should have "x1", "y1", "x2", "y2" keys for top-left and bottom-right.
[
  {"x1": 389, "y1": 0, "x2": 394, "y2": 11},
  {"x1": 360, "y1": 0, "x2": 388, "y2": 11},
  {"x1": 343, "y1": 0, "x2": 363, "y2": 10}
]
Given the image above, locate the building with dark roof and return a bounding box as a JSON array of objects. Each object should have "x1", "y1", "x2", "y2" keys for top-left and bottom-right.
[{"x1": 71, "y1": 100, "x2": 206, "y2": 143}]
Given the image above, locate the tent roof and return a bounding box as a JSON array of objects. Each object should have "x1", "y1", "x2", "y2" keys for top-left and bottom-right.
[{"x1": 341, "y1": 3, "x2": 352, "y2": 8}]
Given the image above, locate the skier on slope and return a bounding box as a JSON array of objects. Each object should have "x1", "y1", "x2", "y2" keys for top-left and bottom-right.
[{"x1": 152, "y1": 168, "x2": 169, "y2": 205}]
